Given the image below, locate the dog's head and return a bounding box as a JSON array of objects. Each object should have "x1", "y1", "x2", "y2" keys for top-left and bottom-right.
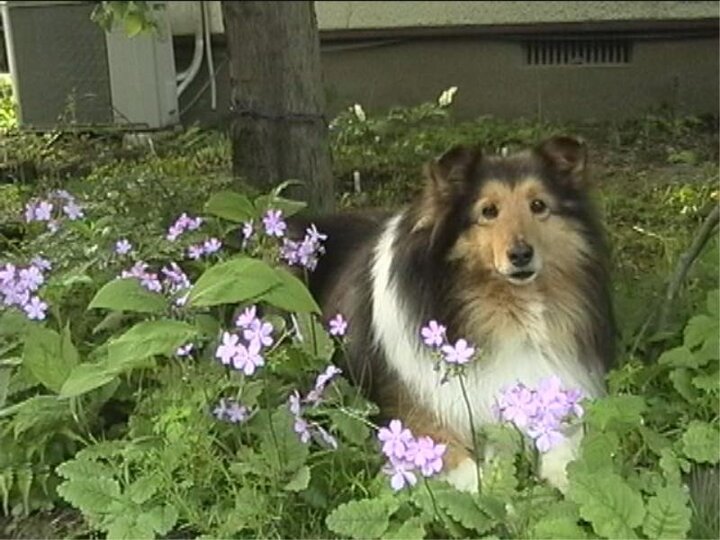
[{"x1": 411, "y1": 136, "x2": 600, "y2": 286}]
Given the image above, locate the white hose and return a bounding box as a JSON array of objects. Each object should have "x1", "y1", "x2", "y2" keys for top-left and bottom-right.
[
  {"x1": 176, "y1": 2, "x2": 203, "y2": 96},
  {"x1": 202, "y1": 1, "x2": 216, "y2": 110}
]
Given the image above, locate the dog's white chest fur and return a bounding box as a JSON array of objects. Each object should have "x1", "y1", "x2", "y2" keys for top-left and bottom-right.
[{"x1": 370, "y1": 215, "x2": 601, "y2": 441}]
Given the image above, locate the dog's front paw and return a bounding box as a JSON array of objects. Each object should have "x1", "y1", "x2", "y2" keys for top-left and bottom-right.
[{"x1": 442, "y1": 457, "x2": 481, "y2": 493}]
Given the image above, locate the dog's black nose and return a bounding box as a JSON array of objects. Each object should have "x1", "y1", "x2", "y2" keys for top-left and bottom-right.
[{"x1": 508, "y1": 242, "x2": 534, "y2": 268}]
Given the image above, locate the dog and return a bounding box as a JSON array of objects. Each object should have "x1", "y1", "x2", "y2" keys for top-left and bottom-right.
[{"x1": 294, "y1": 135, "x2": 616, "y2": 492}]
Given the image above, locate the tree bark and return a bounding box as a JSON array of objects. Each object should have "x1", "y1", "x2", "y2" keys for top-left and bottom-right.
[{"x1": 221, "y1": 1, "x2": 334, "y2": 212}]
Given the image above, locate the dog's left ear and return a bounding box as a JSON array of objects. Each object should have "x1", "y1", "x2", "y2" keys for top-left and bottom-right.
[{"x1": 535, "y1": 136, "x2": 588, "y2": 188}]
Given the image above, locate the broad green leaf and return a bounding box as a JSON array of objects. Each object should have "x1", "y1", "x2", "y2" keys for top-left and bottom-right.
[
  {"x1": 658, "y1": 346, "x2": 695, "y2": 368},
  {"x1": 261, "y1": 267, "x2": 321, "y2": 314},
  {"x1": 659, "y1": 449, "x2": 689, "y2": 486},
  {"x1": 482, "y1": 455, "x2": 517, "y2": 500},
  {"x1": 188, "y1": 257, "x2": 280, "y2": 307},
  {"x1": 684, "y1": 314, "x2": 718, "y2": 350},
  {"x1": 328, "y1": 410, "x2": 370, "y2": 446},
  {"x1": 56, "y1": 457, "x2": 114, "y2": 481},
  {"x1": 578, "y1": 431, "x2": 620, "y2": 471},
  {"x1": 139, "y1": 504, "x2": 179, "y2": 536},
  {"x1": 642, "y1": 485, "x2": 692, "y2": 539},
  {"x1": 127, "y1": 474, "x2": 158, "y2": 504},
  {"x1": 326, "y1": 498, "x2": 396, "y2": 540},
  {"x1": 205, "y1": 191, "x2": 255, "y2": 222},
  {"x1": 256, "y1": 408, "x2": 309, "y2": 475},
  {"x1": 0, "y1": 310, "x2": 29, "y2": 337},
  {"x1": 531, "y1": 516, "x2": 587, "y2": 539},
  {"x1": 106, "y1": 514, "x2": 154, "y2": 540},
  {"x1": 292, "y1": 312, "x2": 334, "y2": 362},
  {"x1": 88, "y1": 278, "x2": 167, "y2": 314},
  {"x1": 692, "y1": 370, "x2": 719, "y2": 393},
  {"x1": 383, "y1": 517, "x2": 426, "y2": 539},
  {"x1": 254, "y1": 193, "x2": 307, "y2": 218},
  {"x1": 60, "y1": 360, "x2": 121, "y2": 398},
  {"x1": 23, "y1": 325, "x2": 78, "y2": 393},
  {"x1": 284, "y1": 465, "x2": 310, "y2": 492},
  {"x1": 108, "y1": 320, "x2": 197, "y2": 364},
  {"x1": 707, "y1": 289, "x2": 719, "y2": 318},
  {"x1": 568, "y1": 471, "x2": 645, "y2": 539},
  {"x1": 669, "y1": 368, "x2": 698, "y2": 402},
  {"x1": 57, "y1": 477, "x2": 121, "y2": 516},
  {"x1": 584, "y1": 395, "x2": 646, "y2": 431},
  {"x1": 694, "y1": 334, "x2": 719, "y2": 365},
  {"x1": 681, "y1": 421, "x2": 719, "y2": 464},
  {"x1": 434, "y1": 489, "x2": 494, "y2": 534}
]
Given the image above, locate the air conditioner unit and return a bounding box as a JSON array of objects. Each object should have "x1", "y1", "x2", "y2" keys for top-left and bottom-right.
[{"x1": 0, "y1": 0, "x2": 179, "y2": 130}]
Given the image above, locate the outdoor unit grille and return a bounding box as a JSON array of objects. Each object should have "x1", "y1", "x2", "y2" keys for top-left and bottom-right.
[
  {"x1": 524, "y1": 38, "x2": 633, "y2": 66},
  {"x1": 1, "y1": 0, "x2": 178, "y2": 130}
]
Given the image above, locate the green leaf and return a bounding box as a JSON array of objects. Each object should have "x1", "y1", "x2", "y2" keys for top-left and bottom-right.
[
  {"x1": 568, "y1": 471, "x2": 645, "y2": 539},
  {"x1": 139, "y1": 504, "x2": 179, "y2": 536},
  {"x1": 669, "y1": 368, "x2": 699, "y2": 401},
  {"x1": 57, "y1": 476, "x2": 121, "y2": 516},
  {"x1": 0, "y1": 310, "x2": 29, "y2": 337},
  {"x1": 531, "y1": 516, "x2": 587, "y2": 539},
  {"x1": 642, "y1": 485, "x2": 692, "y2": 539},
  {"x1": 56, "y1": 457, "x2": 114, "y2": 481},
  {"x1": 482, "y1": 455, "x2": 517, "y2": 500},
  {"x1": 255, "y1": 408, "x2": 309, "y2": 475},
  {"x1": 292, "y1": 312, "x2": 334, "y2": 362},
  {"x1": 188, "y1": 257, "x2": 280, "y2": 307},
  {"x1": 434, "y1": 489, "x2": 493, "y2": 534},
  {"x1": 108, "y1": 320, "x2": 197, "y2": 364},
  {"x1": 127, "y1": 474, "x2": 158, "y2": 504},
  {"x1": 383, "y1": 517, "x2": 426, "y2": 539},
  {"x1": 584, "y1": 395, "x2": 646, "y2": 432},
  {"x1": 88, "y1": 278, "x2": 167, "y2": 314},
  {"x1": 284, "y1": 465, "x2": 310, "y2": 492},
  {"x1": 205, "y1": 191, "x2": 255, "y2": 222},
  {"x1": 328, "y1": 410, "x2": 370, "y2": 446},
  {"x1": 694, "y1": 334, "x2": 719, "y2": 365},
  {"x1": 326, "y1": 498, "x2": 396, "y2": 539},
  {"x1": 254, "y1": 193, "x2": 307, "y2": 218},
  {"x1": 23, "y1": 325, "x2": 78, "y2": 393},
  {"x1": 659, "y1": 449, "x2": 689, "y2": 486},
  {"x1": 684, "y1": 314, "x2": 718, "y2": 350},
  {"x1": 692, "y1": 369, "x2": 719, "y2": 393},
  {"x1": 658, "y1": 346, "x2": 696, "y2": 368},
  {"x1": 681, "y1": 421, "x2": 720, "y2": 464},
  {"x1": 578, "y1": 431, "x2": 620, "y2": 471},
  {"x1": 706, "y1": 289, "x2": 719, "y2": 318},
  {"x1": 105, "y1": 514, "x2": 154, "y2": 540},
  {"x1": 60, "y1": 360, "x2": 121, "y2": 398},
  {"x1": 0, "y1": 368, "x2": 10, "y2": 409},
  {"x1": 261, "y1": 267, "x2": 321, "y2": 314},
  {"x1": 123, "y1": 12, "x2": 144, "y2": 37}
]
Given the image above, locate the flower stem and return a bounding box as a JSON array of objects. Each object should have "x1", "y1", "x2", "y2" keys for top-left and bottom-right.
[{"x1": 458, "y1": 372, "x2": 482, "y2": 494}]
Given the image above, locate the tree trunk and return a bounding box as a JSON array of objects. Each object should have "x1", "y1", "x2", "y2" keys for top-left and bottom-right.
[{"x1": 221, "y1": 1, "x2": 334, "y2": 213}]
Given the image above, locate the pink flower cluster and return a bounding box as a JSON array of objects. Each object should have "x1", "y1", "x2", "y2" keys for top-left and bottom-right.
[
  {"x1": 0, "y1": 259, "x2": 51, "y2": 320},
  {"x1": 166, "y1": 212, "x2": 203, "y2": 242},
  {"x1": 25, "y1": 190, "x2": 84, "y2": 232},
  {"x1": 119, "y1": 261, "x2": 192, "y2": 306},
  {"x1": 494, "y1": 376, "x2": 585, "y2": 453},
  {"x1": 420, "y1": 320, "x2": 476, "y2": 365},
  {"x1": 287, "y1": 365, "x2": 342, "y2": 449},
  {"x1": 377, "y1": 419, "x2": 447, "y2": 491},
  {"x1": 215, "y1": 305, "x2": 273, "y2": 376}
]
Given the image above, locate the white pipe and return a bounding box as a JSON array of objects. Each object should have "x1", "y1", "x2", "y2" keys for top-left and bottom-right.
[
  {"x1": 0, "y1": 2, "x2": 22, "y2": 125},
  {"x1": 201, "y1": 1, "x2": 216, "y2": 110},
  {"x1": 176, "y1": 2, "x2": 203, "y2": 96}
]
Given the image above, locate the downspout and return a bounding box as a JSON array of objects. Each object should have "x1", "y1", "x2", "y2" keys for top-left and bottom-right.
[{"x1": 176, "y1": 1, "x2": 203, "y2": 97}]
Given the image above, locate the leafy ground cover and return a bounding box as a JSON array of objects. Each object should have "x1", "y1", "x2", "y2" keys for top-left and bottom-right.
[{"x1": 0, "y1": 82, "x2": 718, "y2": 539}]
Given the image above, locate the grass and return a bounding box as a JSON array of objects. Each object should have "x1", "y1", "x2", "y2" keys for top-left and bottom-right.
[{"x1": 0, "y1": 94, "x2": 718, "y2": 538}]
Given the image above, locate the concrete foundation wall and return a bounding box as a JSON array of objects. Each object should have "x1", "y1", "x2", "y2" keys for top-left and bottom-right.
[{"x1": 177, "y1": 34, "x2": 719, "y2": 127}]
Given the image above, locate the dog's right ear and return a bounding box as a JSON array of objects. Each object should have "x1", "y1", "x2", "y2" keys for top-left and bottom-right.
[
  {"x1": 423, "y1": 144, "x2": 481, "y2": 197},
  {"x1": 413, "y1": 145, "x2": 480, "y2": 233}
]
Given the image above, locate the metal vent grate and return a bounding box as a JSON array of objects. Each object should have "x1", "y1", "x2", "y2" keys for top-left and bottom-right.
[{"x1": 525, "y1": 39, "x2": 632, "y2": 66}]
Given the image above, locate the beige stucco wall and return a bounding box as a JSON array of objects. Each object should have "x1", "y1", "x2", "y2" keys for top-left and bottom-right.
[{"x1": 166, "y1": 1, "x2": 720, "y2": 36}]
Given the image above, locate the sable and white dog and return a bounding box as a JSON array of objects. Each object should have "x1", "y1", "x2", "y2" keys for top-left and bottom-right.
[{"x1": 294, "y1": 136, "x2": 616, "y2": 492}]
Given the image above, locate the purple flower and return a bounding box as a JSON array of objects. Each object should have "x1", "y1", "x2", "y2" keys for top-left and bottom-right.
[
  {"x1": 314, "y1": 425, "x2": 339, "y2": 449},
  {"x1": 406, "y1": 436, "x2": 447, "y2": 477},
  {"x1": 167, "y1": 213, "x2": 202, "y2": 241},
  {"x1": 441, "y1": 338, "x2": 475, "y2": 365},
  {"x1": 187, "y1": 244, "x2": 205, "y2": 260},
  {"x1": 235, "y1": 305, "x2": 258, "y2": 329},
  {"x1": 213, "y1": 399, "x2": 228, "y2": 420},
  {"x1": 216, "y1": 332, "x2": 241, "y2": 366},
  {"x1": 421, "y1": 320, "x2": 447, "y2": 348},
  {"x1": 30, "y1": 257, "x2": 52, "y2": 271},
  {"x1": 231, "y1": 339, "x2": 264, "y2": 376},
  {"x1": 24, "y1": 203, "x2": 36, "y2": 222},
  {"x1": 19, "y1": 266, "x2": 44, "y2": 291},
  {"x1": 225, "y1": 401, "x2": 249, "y2": 424},
  {"x1": 305, "y1": 224, "x2": 328, "y2": 244},
  {"x1": 176, "y1": 343, "x2": 194, "y2": 357},
  {"x1": 23, "y1": 296, "x2": 48, "y2": 320},
  {"x1": 203, "y1": 237, "x2": 222, "y2": 255},
  {"x1": 328, "y1": 313, "x2": 348, "y2": 337},
  {"x1": 187, "y1": 216, "x2": 203, "y2": 231},
  {"x1": 0, "y1": 263, "x2": 16, "y2": 284},
  {"x1": 243, "y1": 318, "x2": 274, "y2": 348},
  {"x1": 262, "y1": 209, "x2": 287, "y2": 237},
  {"x1": 496, "y1": 384, "x2": 537, "y2": 428},
  {"x1": 34, "y1": 201, "x2": 53, "y2": 222},
  {"x1": 294, "y1": 417, "x2": 312, "y2": 444},
  {"x1": 384, "y1": 456, "x2": 418, "y2": 491},
  {"x1": 305, "y1": 365, "x2": 342, "y2": 404},
  {"x1": 288, "y1": 390, "x2": 302, "y2": 417},
  {"x1": 62, "y1": 201, "x2": 84, "y2": 220},
  {"x1": 378, "y1": 419, "x2": 414, "y2": 460},
  {"x1": 280, "y1": 239, "x2": 300, "y2": 265},
  {"x1": 115, "y1": 239, "x2": 133, "y2": 255}
]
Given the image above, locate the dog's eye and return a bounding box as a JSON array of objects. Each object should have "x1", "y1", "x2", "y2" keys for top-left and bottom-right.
[
  {"x1": 530, "y1": 199, "x2": 548, "y2": 215},
  {"x1": 481, "y1": 204, "x2": 498, "y2": 220}
]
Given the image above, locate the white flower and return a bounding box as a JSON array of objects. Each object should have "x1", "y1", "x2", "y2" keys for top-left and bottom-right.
[
  {"x1": 438, "y1": 86, "x2": 458, "y2": 107},
  {"x1": 352, "y1": 103, "x2": 366, "y2": 122}
]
